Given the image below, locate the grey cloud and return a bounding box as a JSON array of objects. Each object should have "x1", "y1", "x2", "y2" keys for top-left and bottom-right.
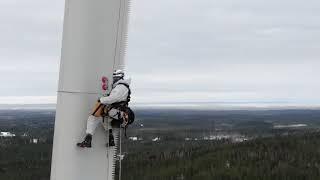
[
  {"x1": 127, "y1": 0, "x2": 320, "y2": 66},
  {"x1": 0, "y1": 0, "x2": 63, "y2": 98},
  {"x1": 0, "y1": 0, "x2": 63, "y2": 60},
  {"x1": 0, "y1": 0, "x2": 319, "y2": 104},
  {"x1": 126, "y1": 0, "x2": 320, "y2": 103}
]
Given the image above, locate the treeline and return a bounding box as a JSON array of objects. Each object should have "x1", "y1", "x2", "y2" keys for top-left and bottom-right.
[
  {"x1": 0, "y1": 137, "x2": 52, "y2": 180},
  {"x1": 2, "y1": 109, "x2": 320, "y2": 180},
  {"x1": 2, "y1": 132, "x2": 320, "y2": 180},
  {"x1": 122, "y1": 132, "x2": 320, "y2": 180}
]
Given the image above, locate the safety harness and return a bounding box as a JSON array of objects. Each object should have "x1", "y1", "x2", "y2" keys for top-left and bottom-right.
[
  {"x1": 116, "y1": 83, "x2": 131, "y2": 106},
  {"x1": 103, "y1": 83, "x2": 134, "y2": 137}
]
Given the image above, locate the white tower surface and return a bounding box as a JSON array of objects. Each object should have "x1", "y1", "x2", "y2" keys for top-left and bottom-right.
[{"x1": 50, "y1": 0, "x2": 130, "y2": 180}]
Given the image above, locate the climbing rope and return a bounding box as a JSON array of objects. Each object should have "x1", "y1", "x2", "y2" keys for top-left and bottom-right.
[
  {"x1": 106, "y1": 117, "x2": 110, "y2": 180},
  {"x1": 119, "y1": 127, "x2": 122, "y2": 180}
]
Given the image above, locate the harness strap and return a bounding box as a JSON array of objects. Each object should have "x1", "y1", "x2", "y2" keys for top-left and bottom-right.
[
  {"x1": 101, "y1": 83, "x2": 131, "y2": 137},
  {"x1": 117, "y1": 83, "x2": 131, "y2": 104},
  {"x1": 124, "y1": 127, "x2": 128, "y2": 138}
]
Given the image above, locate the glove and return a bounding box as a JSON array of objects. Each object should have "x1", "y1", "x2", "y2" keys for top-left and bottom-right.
[{"x1": 100, "y1": 97, "x2": 109, "y2": 104}]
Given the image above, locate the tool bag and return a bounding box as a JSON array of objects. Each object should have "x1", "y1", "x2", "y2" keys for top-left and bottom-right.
[
  {"x1": 91, "y1": 101, "x2": 106, "y2": 117},
  {"x1": 110, "y1": 102, "x2": 135, "y2": 126}
]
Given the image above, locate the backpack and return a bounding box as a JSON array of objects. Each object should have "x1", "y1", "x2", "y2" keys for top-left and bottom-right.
[{"x1": 122, "y1": 106, "x2": 135, "y2": 125}]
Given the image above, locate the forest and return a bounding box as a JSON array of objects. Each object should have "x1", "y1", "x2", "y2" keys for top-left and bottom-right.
[
  {"x1": 1, "y1": 108, "x2": 320, "y2": 180},
  {"x1": 122, "y1": 132, "x2": 320, "y2": 180}
]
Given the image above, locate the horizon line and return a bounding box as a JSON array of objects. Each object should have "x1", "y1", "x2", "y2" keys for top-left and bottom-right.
[{"x1": 1, "y1": 102, "x2": 320, "y2": 111}]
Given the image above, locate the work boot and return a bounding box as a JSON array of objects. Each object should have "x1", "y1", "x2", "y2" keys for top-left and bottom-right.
[
  {"x1": 77, "y1": 134, "x2": 92, "y2": 148},
  {"x1": 108, "y1": 129, "x2": 115, "y2": 147}
]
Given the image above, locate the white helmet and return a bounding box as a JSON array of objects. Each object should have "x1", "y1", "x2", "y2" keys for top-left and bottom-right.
[{"x1": 113, "y1": 69, "x2": 125, "y2": 80}]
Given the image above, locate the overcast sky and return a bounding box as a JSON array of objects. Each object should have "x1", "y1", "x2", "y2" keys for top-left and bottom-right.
[{"x1": 0, "y1": 0, "x2": 319, "y2": 105}]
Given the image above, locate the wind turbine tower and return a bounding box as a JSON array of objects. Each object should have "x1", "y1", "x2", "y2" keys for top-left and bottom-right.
[{"x1": 50, "y1": 0, "x2": 130, "y2": 179}]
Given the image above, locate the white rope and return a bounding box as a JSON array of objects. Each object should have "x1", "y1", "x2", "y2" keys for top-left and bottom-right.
[
  {"x1": 106, "y1": 117, "x2": 110, "y2": 180},
  {"x1": 119, "y1": 126, "x2": 122, "y2": 180}
]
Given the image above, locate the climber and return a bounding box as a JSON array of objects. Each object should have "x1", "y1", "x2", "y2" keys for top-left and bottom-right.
[{"x1": 77, "y1": 69, "x2": 131, "y2": 148}]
